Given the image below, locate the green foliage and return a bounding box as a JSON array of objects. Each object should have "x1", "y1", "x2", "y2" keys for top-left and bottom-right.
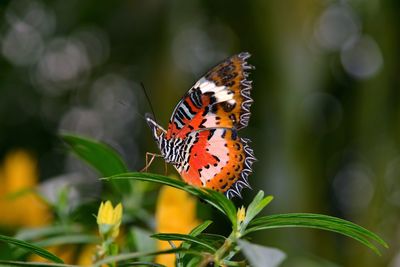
[
  {"x1": 103, "y1": 172, "x2": 388, "y2": 265},
  {"x1": 62, "y1": 134, "x2": 131, "y2": 194},
  {"x1": 188, "y1": 220, "x2": 213, "y2": 237},
  {"x1": 246, "y1": 213, "x2": 388, "y2": 255},
  {"x1": 62, "y1": 134, "x2": 128, "y2": 176},
  {"x1": 241, "y1": 191, "x2": 273, "y2": 234},
  {"x1": 0, "y1": 135, "x2": 386, "y2": 266},
  {"x1": 0, "y1": 261, "x2": 72, "y2": 267},
  {"x1": 152, "y1": 233, "x2": 217, "y2": 252},
  {"x1": 0, "y1": 234, "x2": 64, "y2": 263}
]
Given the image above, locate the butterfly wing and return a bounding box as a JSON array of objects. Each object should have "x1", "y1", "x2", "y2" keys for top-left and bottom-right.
[
  {"x1": 177, "y1": 128, "x2": 256, "y2": 198},
  {"x1": 166, "y1": 52, "x2": 254, "y2": 139}
]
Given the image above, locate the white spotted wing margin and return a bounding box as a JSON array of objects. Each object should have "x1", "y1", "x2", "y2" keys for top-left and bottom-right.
[
  {"x1": 226, "y1": 137, "x2": 257, "y2": 199},
  {"x1": 234, "y1": 51, "x2": 254, "y2": 130}
]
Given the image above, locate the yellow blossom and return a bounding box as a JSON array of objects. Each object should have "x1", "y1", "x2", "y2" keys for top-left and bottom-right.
[
  {"x1": 0, "y1": 150, "x2": 51, "y2": 227},
  {"x1": 155, "y1": 185, "x2": 200, "y2": 267},
  {"x1": 97, "y1": 201, "x2": 123, "y2": 239},
  {"x1": 237, "y1": 206, "x2": 246, "y2": 225}
]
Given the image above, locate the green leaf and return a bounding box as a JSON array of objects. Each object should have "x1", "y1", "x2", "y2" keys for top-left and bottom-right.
[
  {"x1": 102, "y1": 172, "x2": 237, "y2": 225},
  {"x1": 0, "y1": 234, "x2": 64, "y2": 263},
  {"x1": 61, "y1": 133, "x2": 130, "y2": 194},
  {"x1": 196, "y1": 233, "x2": 226, "y2": 248},
  {"x1": 177, "y1": 221, "x2": 213, "y2": 267},
  {"x1": 243, "y1": 191, "x2": 273, "y2": 229},
  {"x1": 62, "y1": 134, "x2": 128, "y2": 176},
  {"x1": 118, "y1": 262, "x2": 165, "y2": 267},
  {"x1": 205, "y1": 190, "x2": 237, "y2": 228},
  {"x1": 238, "y1": 239, "x2": 286, "y2": 267},
  {"x1": 0, "y1": 260, "x2": 76, "y2": 267},
  {"x1": 151, "y1": 233, "x2": 217, "y2": 252},
  {"x1": 33, "y1": 234, "x2": 99, "y2": 247},
  {"x1": 188, "y1": 220, "x2": 213, "y2": 237},
  {"x1": 245, "y1": 213, "x2": 388, "y2": 255},
  {"x1": 180, "y1": 234, "x2": 226, "y2": 267},
  {"x1": 197, "y1": 233, "x2": 226, "y2": 242},
  {"x1": 185, "y1": 256, "x2": 202, "y2": 267},
  {"x1": 182, "y1": 220, "x2": 213, "y2": 251}
]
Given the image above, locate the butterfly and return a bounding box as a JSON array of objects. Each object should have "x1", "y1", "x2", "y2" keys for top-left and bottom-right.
[{"x1": 145, "y1": 52, "x2": 256, "y2": 198}]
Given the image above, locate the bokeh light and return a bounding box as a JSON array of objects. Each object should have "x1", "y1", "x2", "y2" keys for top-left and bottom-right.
[
  {"x1": 314, "y1": 4, "x2": 360, "y2": 51},
  {"x1": 333, "y1": 162, "x2": 375, "y2": 215},
  {"x1": 1, "y1": 20, "x2": 44, "y2": 66},
  {"x1": 340, "y1": 35, "x2": 383, "y2": 79},
  {"x1": 34, "y1": 37, "x2": 91, "y2": 95}
]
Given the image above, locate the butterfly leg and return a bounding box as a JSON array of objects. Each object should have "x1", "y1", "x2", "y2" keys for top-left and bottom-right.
[{"x1": 140, "y1": 152, "x2": 163, "y2": 172}]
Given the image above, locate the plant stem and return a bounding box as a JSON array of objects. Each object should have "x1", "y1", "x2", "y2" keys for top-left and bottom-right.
[{"x1": 214, "y1": 232, "x2": 236, "y2": 265}]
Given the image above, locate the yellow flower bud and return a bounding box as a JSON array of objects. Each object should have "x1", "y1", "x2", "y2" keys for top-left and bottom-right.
[
  {"x1": 97, "y1": 201, "x2": 123, "y2": 239},
  {"x1": 237, "y1": 206, "x2": 246, "y2": 224}
]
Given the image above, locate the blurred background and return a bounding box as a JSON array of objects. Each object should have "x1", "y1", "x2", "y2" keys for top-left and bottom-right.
[{"x1": 0, "y1": 0, "x2": 399, "y2": 266}]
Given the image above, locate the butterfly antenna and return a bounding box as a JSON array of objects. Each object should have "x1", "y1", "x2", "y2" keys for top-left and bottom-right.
[
  {"x1": 117, "y1": 100, "x2": 146, "y2": 121},
  {"x1": 140, "y1": 82, "x2": 157, "y2": 122}
]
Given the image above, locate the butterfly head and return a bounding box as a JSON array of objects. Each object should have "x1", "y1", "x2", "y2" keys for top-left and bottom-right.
[
  {"x1": 145, "y1": 113, "x2": 166, "y2": 141},
  {"x1": 145, "y1": 113, "x2": 184, "y2": 165}
]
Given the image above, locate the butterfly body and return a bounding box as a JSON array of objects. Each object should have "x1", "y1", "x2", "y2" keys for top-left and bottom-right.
[{"x1": 146, "y1": 52, "x2": 256, "y2": 198}]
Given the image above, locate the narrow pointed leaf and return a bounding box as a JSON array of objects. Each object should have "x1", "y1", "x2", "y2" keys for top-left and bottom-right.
[
  {"x1": 189, "y1": 220, "x2": 213, "y2": 237},
  {"x1": 0, "y1": 261, "x2": 76, "y2": 267},
  {"x1": 179, "y1": 220, "x2": 214, "y2": 265},
  {"x1": 204, "y1": 189, "x2": 237, "y2": 227},
  {"x1": 245, "y1": 213, "x2": 388, "y2": 255},
  {"x1": 62, "y1": 134, "x2": 130, "y2": 193},
  {"x1": 0, "y1": 234, "x2": 64, "y2": 263},
  {"x1": 151, "y1": 233, "x2": 217, "y2": 252},
  {"x1": 62, "y1": 134, "x2": 128, "y2": 176},
  {"x1": 196, "y1": 233, "x2": 226, "y2": 248},
  {"x1": 244, "y1": 191, "x2": 273, "y2": 227}
]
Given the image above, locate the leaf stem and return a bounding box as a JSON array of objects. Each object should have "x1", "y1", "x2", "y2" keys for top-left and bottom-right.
[{"x1": 213, "y1": 232, "x2": 236, "y2": 265}]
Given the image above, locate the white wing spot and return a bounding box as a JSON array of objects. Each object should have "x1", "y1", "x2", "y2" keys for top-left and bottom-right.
[{"x1": 193, "y1": 78, "x2": 234, "y2": 103}]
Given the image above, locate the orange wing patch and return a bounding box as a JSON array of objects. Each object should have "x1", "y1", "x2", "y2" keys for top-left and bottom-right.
[
  {"x1": 178, "y1": 128, "x2": 255, "y2": 197},
  {"x1": 204, "y1": 52, "x2": 254, "y2": 130}
]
